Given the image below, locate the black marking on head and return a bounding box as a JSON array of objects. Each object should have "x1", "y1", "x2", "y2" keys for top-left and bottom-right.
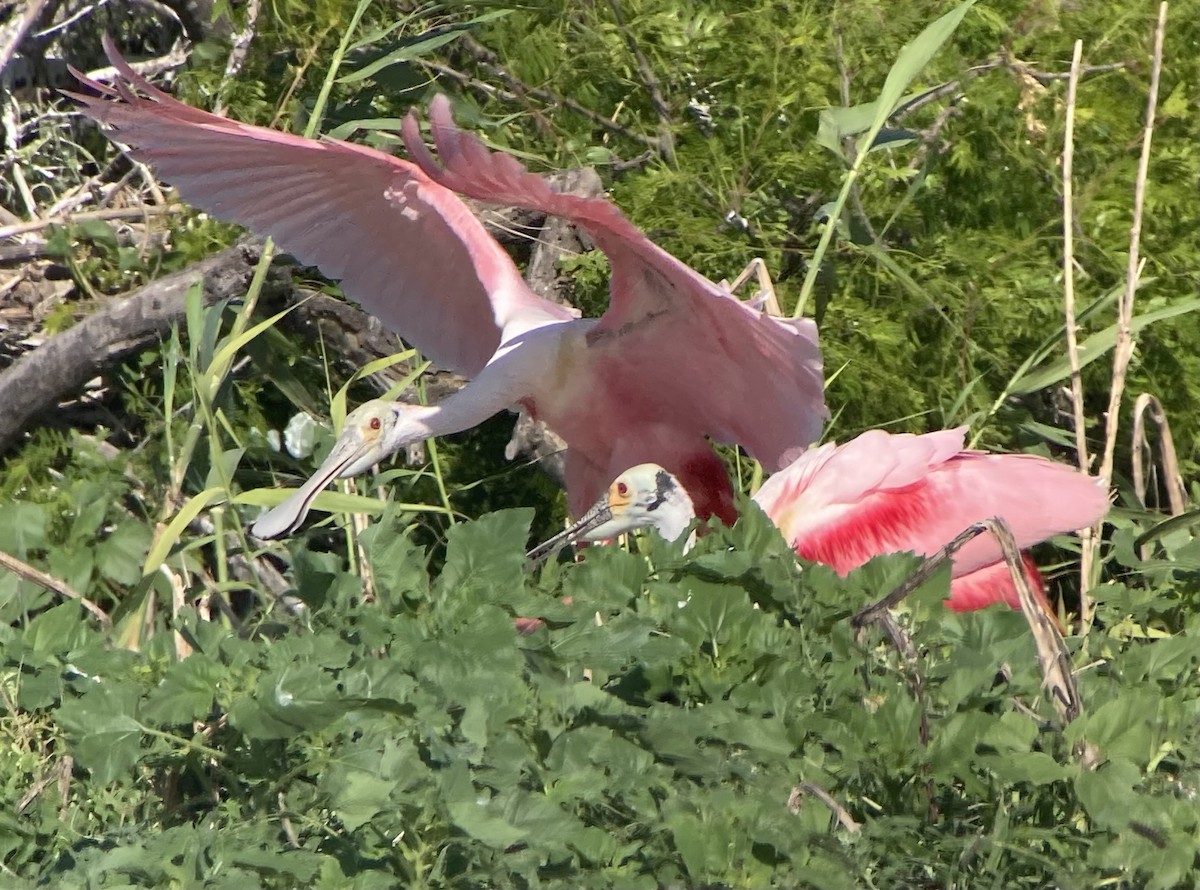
[{"x1": 646, "y1": 468, "x2": 675, "y2": 513}]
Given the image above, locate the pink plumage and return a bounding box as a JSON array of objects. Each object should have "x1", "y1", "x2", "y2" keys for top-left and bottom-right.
[
  {"x1": 752, "y1": 427, "x2": 1110, "y2": 611},
  {"x1": 71, "y1": 39, "x2": 828, "y2": 525}
]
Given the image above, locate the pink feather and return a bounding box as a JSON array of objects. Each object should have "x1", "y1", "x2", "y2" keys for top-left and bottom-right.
[{"x1": 753, "y1": 427, "x2": 1109, "y2": 611}]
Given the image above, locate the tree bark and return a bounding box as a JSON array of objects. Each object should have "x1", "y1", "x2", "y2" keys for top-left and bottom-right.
[{"x1": 0, "y1": 240, "x2": 285, "y2": 453}]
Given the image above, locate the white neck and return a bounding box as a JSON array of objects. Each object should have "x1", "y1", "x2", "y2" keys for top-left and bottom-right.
[{"x1": 397, "y1": 345, "x2": 535, "y2": 445}]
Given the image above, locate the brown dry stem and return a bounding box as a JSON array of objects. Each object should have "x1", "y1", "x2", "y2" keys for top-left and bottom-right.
[{"x1": 0, "y1": 547, "x2": 111, "y2": 627}]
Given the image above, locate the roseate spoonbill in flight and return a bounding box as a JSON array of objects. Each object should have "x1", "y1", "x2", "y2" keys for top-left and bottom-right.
[
  {"x1": 71, "y1": 39, "x2": 826, "y2": 539},
  {"x1": 529, "y1": 428, "x2": 1110, "y2": 614}
]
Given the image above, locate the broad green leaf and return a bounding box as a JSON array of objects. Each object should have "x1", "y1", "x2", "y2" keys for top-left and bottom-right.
[
  {"x1": 437, "y1": 509, "x2": 533, "y2": 599},
  {"x1": 56, "y1": 683, "x2": 144, "y2": 783},
  {"x1": 142, "y1": 654, "x2": 222, "y2": 724},
  {"x1": 330, "y1": 770, "x2": 395, "y2": 831},
  {"x1": 1074, "y1": 759, "x2": 1141, "y2": 829},
  {"x1": 22, "y1": 600, "x2": 95, "y2": 656},
  {"x1": 96, "y1": 522, "x2": 153, "y2": 586}
]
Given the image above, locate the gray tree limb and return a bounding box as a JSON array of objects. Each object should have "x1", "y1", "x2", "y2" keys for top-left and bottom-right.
[{"x1": 0, "y1": 240, "x2": 285, "y2": 453}]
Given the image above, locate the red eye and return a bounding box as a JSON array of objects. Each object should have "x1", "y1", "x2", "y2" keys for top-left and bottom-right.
[
  {"x1": 617, "y1": 482, "x2": 628, "y2": 496},
  {"x1": 370, "y1": 417, "x2": 382, "y2": 430}
]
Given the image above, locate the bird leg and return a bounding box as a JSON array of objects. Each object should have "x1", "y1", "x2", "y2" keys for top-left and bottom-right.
[{"x1": 719, "y1": 257, "x2": 782, "y2": 317}]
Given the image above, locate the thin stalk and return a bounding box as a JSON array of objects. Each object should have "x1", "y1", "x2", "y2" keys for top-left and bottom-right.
[
  {"x1": 1062, "y1": 41, "x2": 1096, "y2": 625},
  {"x1": 417, "y1": 371, "x2": 456, "y2": 524},
  {"x1": 1085, "y1": 2, "x2": 1168, "y2": 613}
]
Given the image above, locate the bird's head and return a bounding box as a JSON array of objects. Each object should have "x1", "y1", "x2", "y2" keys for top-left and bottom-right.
[
  {"x1": 251, "y1": 400, "x2": 429, "y2": 539},
  {"x1": 327, "y1": 400, "x2": 428, "y2": 477},
  {"x1": 526, "y1": 463, "x2": 696, "y2": 564}
]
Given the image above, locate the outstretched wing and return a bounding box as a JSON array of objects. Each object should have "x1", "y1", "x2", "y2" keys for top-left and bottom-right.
[
  {"x1": 71, "y1": 39, "x2": 575, "y2": 376},
  {"x1": 402, "y1": 95, "x2": 827, "y2": 469},
  {"x1": 755, "y1": 427, "x2": 1110, "y2": 577}
]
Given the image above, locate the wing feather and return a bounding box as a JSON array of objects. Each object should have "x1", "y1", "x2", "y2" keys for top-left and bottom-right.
[
  {"x1": 402, "y1": 95, "x2": 827, "y2": 468},
  {"x1": 71, "y1": 40, "x2": 574, "y2": 376},
  {"x1": 754, "y1": 429, "x2": 1110, "y2": 581}
]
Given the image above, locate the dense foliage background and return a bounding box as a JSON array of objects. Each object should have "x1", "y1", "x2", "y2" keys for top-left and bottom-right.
[{"x1": 2, "y1": 0, "x2": 1198, "y2": 886}]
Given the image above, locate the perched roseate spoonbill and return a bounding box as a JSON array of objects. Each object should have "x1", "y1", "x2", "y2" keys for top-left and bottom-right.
[
  {"x1": 529, "y1": 429, "x2": 1110, "y2": 614},
  {"x1": 71, "y1": 40, "x2": 826, "y2": 539}
]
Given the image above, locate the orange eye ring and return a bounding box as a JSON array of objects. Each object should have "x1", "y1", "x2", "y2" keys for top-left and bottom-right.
[
  {"x1": 617, "y1": 482, "x2": 629, "y2": 496},
  {"x1": 370, "y1": 417, "x2": 382, "y2": 430}
]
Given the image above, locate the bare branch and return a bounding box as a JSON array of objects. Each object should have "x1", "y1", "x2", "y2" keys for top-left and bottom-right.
[
  {"x1": 0, "y1": 0, "x2": 53, "y2": 75},
  {"x1": 1131, "y1": 393, "x2": 1187, "y2": 520},
  {"x1": 604, "y1": 0, "x2": 674, "y2": 159},
  {"x1": 0, "y1": 240, "x2": 282, "y2": 454},
  {"x1": 0, "y1": 547, "x2": 111, "y2": 628},
  {"x1": 1086, "y1": 2, "x2": 1168, "y2": 611},
  {"x1": 1062, "y1": 40, "x2": 1097, "y2": 625},
  {"x1": 788, "y1": 781, "x2": 861, "y2": 833}
]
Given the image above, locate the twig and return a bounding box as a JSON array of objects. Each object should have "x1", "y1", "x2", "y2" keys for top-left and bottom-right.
[
  {"x1": 604, "y1": 0, "x2": 674, "y2": 159},
  {"x1": 851, "y1": 518, "x2": 1090, "y2": 761},
  {"x1": 980, "y1": 518, "x2": 1081, "y2": 725},
  {"x1": 278, "y1": 791, "x2": 301, "y2": 848},
  {"x1": 1060, "y1": 40, "x2": 1089, "y2": 476},
  {"x1": 1062, "y1": 40, "x2": 1097, "y2": 624},
  {"x1": 0, "y1": 203, "x2": 181, "y2": 242},
  {"x1": 79, "y1": 43, "x2": 190, "y2": 84},
  {"x1": 0, "y1": 547, "x2": 111, "y2": 628},
  {"x1": 788, "y1": 781, "x2": 861, "y2": 833},
  {"x1": 1088, "y1": 1, "x2": 1168, "y2": 600},
  {"x1": 1131, "y1": 392, "x2": 1187, "y2": 519},
  {"x1": 213, "y1": 0, "x2": 260, "y2": 115},
  {"x1": 34, "y1": 0, "x2": 113, "y2": 40},
  {"x1": 452, "y1": 37, "x2": 666, "y2": 152},
  {"x1": 0, "y1": 0, "x2": 52, "y2": 75},
  {"x1": 15, "y1": 754, "x2": 72, "y2": 815},
  {"x1": 850, "y1": 523, "x2": 985, "y2": 628}
]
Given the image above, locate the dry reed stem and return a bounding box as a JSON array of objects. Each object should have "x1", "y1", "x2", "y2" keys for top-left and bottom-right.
[
  {"x1": 0, "y1": 547, "x2": 111, "y2": 628},
  {"x1": 788, "y1": 781, "x2": 862, "y2": 833},
  {"x1": 980, "y1": 519, "x2": 1081, "y2": 724},
  {"x1": 852, "y1": 518, "x2": 1093, "y2": 762},
  {"x1": 0, "y1": 203, "x2": 182, "y2": 241},
  {"x1": 1131, "y1": 392, "x2": 1187, "y2": 527},
  {"x1": 1061, "y1": 40, "x2": 1096, "y2": 618},
  {"x1": 1096, "y1": 5, "x2": 1168, "y2": 489},
  {"x1": 1083, "y1": 2, "x2": 1168, "y2": 621}
]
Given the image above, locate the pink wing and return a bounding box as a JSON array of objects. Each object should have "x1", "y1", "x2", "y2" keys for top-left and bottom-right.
[
  {"x1": 71, "y1": 39, "x2": 574, "y2": 376},
  {"x1": 401, "y1": 95, "x2": 827, "y2": 471},
  {"x1": 946, "y1": 555, "x2": 1049, "y2": 612},
  {"x1": 754, "y1": 427, "x2": 1109, "y2": 583}
]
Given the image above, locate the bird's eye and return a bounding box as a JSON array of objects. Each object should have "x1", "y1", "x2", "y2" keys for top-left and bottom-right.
[
  {"x1": 370, "y1": 417, "x2": 382, "y2": 431},
  {"x1": 617, "y1": 482, "x2": 628, "y2": 496}
]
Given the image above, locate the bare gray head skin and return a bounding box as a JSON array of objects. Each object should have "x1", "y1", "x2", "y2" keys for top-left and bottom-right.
[
  {"x1": 251, "y1": 400, "x2": 430, "y2": 539},
  {"x1": 526, "y1": 463, "x2": 696, "y2": 564}
]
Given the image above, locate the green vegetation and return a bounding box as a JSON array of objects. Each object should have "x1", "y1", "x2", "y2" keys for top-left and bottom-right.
[{"x1": 2, "y1": 0, "x2": 1198, "y2": 887}]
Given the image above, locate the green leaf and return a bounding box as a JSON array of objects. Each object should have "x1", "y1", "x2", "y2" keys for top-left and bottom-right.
[
  {"x1": 442, "y1": 761, "x2": 526, "y2": 848},
  {"x1": 1011, "y1": 298, "x2": 1200, "y2": 394},
  {"x1": 142, "y1": 654, "x2": 222, "y2": 724},
  {"x1": 1074, "y1": 759, "x2": 1141, "y2": 829},
  {"x1": 339, "y1": 12, "x2": 512, "y2": 85},
  {"x1": 22, "y1": 600, "x2": 95, "y2": 656},
  {"x1": 56, "y1": 683, "x2": 144, "y2": 783},
  {"x1": 96, "y1": 522, "x2": 153, "y2": 586},
  {"x1": 437, "y1": 509, "x2": 533, "y2": 599},
  {"x1": 330, "y1": 770, "x2": 395, "y2": 832}
]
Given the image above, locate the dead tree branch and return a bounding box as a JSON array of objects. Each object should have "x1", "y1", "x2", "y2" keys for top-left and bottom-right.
[{"x1": 0, "y1": 239, "x2": 283, "y2": 453}]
